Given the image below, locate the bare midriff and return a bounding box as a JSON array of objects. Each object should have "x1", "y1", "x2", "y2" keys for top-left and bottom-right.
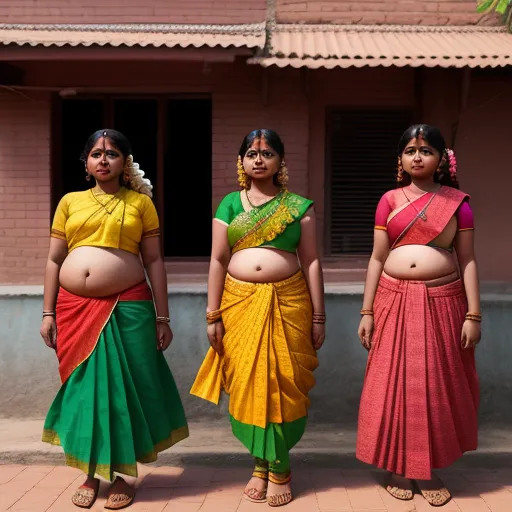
[
  {"x1": 228, "y1": 247, "x2": 300, "y2": 283},
  {"x1": 384, "y1": 245, "x2": 458, "y2": 282},
  {"x1": 59, "y1": 246, "x2": 146, "y2": 297}
]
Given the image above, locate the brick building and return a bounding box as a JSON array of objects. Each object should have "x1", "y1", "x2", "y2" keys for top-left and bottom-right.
[{"x1": 1, "y1": 0, "x2": 512, "y2": 284}]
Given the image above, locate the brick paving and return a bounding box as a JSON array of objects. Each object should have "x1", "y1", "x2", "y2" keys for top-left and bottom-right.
[{"x1": 1, "y1": 464, "x2": 511, "y2": 511}]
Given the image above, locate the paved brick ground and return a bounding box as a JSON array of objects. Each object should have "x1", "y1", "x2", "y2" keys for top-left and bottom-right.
[{"x1": 1, "y1": 464, "x2": 511, "y2": 511}]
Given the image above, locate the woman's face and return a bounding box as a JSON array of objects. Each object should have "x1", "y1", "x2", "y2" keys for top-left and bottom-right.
[
  {"x1": 86, "y1": 137, "x2": 126, "y2": 184},
  {"x1": 401, "y1": 136, "x2": 441, "y2": 182},
  {"x1": 242, "y1": 137, "x2": 281, "y2": 182}
]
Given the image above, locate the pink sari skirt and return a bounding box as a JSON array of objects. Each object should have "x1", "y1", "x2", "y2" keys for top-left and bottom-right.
[{"x1": 356, "y1": 275, "x2": 479, "y2": 480}]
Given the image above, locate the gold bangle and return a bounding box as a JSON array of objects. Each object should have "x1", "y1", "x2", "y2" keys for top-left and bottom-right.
[
  {"x1": 42, "y1": 312, "x2": 56, "y2": 318},
  {"x1": 466, "y1": 312, "x2": 482, "y2": 318},
  {"x1": 360, "y1": 309, "x2": 374, "y2": 316},
  {"x1": 206, "y1": 310, "x2": 222, "y2": 325},
  {"x1": 465, "y1": 315, "x2": 482, "y2": 323},
  {"x1": 156, "y1": 316, "x2": 170, "y2": 324}
]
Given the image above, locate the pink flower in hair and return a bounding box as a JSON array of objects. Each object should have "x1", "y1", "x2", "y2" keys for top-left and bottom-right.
[{"x1": 446, "y1": 148, "x2": 457, "y2": 181}]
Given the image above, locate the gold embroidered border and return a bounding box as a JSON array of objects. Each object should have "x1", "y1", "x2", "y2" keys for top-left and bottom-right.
[
  {"x1": 42, "y1": 425, "x2": 189, "y2": 481},
  {"x1": 142, "y1": 228, "x2": 161, "y2": 238},
  {"x1": 50, "y1": 228, "x2": 66, "y2": 240}
]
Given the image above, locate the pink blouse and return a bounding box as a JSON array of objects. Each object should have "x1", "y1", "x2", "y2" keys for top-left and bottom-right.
[{"x1": 375, "y1": 189, "x2": 474, "y2": 248}]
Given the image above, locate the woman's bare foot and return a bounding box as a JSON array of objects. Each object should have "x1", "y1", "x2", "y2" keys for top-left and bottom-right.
[
  {"x1": 415, "y1": 474, "x2": 452, "y2": 507},
  {"x1": 71, "y1": 477, "x2": 99, "y2": 509},
  {"x1": 385, "y1": 473, "x2": 414, "y2": 500},
  {"x1": 267, "y1": 476, "x2": 292, "y2": 507}
]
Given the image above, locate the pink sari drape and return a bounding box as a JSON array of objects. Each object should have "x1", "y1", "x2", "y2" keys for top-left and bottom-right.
[
  {"x1": 389, "y1": 186, "x2": 469, "y2": 249},
  {"x1": 356, "y1": 275, "x2": 479, "y2": 479}
]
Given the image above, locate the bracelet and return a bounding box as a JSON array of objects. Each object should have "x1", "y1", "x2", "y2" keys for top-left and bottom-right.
[
  {"x1": 360, "y1": 309, "x2": 374, "y2": 316},
  {"x1": 313, "y1": 319, "x2": 326, "y2": 325},
  {"x1": 206, "y1": 309, "x2": 222, "y2": 325},
  {"x1": 465, "y1": 312, "x2": 482, "y2": 322},
  {"x1": 42, "y1": 311, "x2": 56, "y2": 318},
  {"x1": 156, "y1": 316, "x2": 170, "y2": 324}
]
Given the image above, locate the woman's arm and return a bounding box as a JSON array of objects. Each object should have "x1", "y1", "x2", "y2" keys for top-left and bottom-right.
[
  {"x1": 455, "y1": 230, "x2": 480, "y2": 314},
  {"x1": 297, "y1": 208, "x2": 324, "y2": 314},
  {"x1": 358, "y1": 229, "x2": 389, "y2": 350},
  {"x1": 206, "y1": 220, "x2": 231, "y2": 355},
  {"x1": 455, "y1": 230, "x2": 481, "y2": 348},
  {"x1": 361, "y1": 230, "x2": 389, "y2": 311},
  {"x1": 141, "y1": 236, "x2": 173, "y2": 351},
  {"x1": 40, "y1": 237, "x2": 68, "y2": 349},
  {"x1": 141, "y1": 236, "x2": 169, "y2": 317},
  {"x1": 207, "y1": 220, "x2": 231, "y2": 311},
  {"x1": 297, "y1": 208, "x2": 325, "y2": 349}
]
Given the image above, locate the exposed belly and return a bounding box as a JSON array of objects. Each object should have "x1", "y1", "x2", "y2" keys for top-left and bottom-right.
[
  {"x1": 228, "y1": 247, "x2": 300, "y2": 283},
  {"x1": 384, "y1": 244, "x2": 458, "y2": 281},
  {"x1": 59, "y1": 246, "x2": 146, "y2": 297}
]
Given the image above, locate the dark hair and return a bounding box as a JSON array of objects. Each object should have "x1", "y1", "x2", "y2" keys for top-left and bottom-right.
[
  {"x1": 397, "y1": 124, "x2": 458, "y2": 189},
  {"x1": 238, "y1": 129, "x2": 285, "y2": 187},
  {"x1": 80, "y1": 129, "x2": 132, "y2": 164}
]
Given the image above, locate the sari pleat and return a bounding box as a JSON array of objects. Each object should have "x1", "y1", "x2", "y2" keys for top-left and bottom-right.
[
  {"x1": 43, "y1": 284, "x2": 189, "y2": 481},
  {"x1": 191, "y1": 271, "x2": 318, "y2": 469},
  {"x1": 356, "y1": 275, "x2": 479, "y2": 480}
]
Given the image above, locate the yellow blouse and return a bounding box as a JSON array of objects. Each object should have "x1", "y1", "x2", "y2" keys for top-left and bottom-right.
[{"x1": 51, "y1": 187, "x2": 160, "y2": 255}]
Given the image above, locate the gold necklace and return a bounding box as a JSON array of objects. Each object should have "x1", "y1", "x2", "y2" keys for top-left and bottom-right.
[
  {"x1": 401, "y1": 186, "x2": 439, "y2": 222},
  {"x1": 246, "y1": 189, "x2": 279, "y2": 208},
  {"x1": 90, "y1": 188, "x2": 121, "y2": 215}
]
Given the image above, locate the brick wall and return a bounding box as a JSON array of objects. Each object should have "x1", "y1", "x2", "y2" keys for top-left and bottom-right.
[
  {"x1": 0, "y1": 0, "x2": 266, "y2": 24},
  {"x1": 0, "y1": 92, "x2": 51, "y2": 284},
  {"x1": 212, "y1": 65, "x2": 309, "y2": 210},
  {"x1": 276, "y1": 0, "x2": 485, "y2": 25}
]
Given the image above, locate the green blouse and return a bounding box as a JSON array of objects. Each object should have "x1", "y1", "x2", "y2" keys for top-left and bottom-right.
[{"x1": 215, "y1": 190, "x2": 313, "y2": 253}]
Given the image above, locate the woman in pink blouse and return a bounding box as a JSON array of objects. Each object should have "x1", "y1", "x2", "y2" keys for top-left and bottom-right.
[{"x1": 356, "y1": 124, "x2": 481, "y2": 507}]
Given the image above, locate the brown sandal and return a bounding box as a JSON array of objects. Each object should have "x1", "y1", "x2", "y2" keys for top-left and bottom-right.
[
  {"x1": 385, "y1": 473, "x2": 414, "y2": 501},
  {"x1": 243, "y1": 463, "x2": 268, "y2": 503},
  {"x1": 104, "y1": 477, "x2": 136, "y2": 510},
  {"x1": 71, "y1": 479, "x2": 100, "y2": 509},
  {"x1": 414, "y1": 479, "x2": 452, "y2": 507},
  {"x1": 267, "y1": 472, "x2": 292, "y2": 507}
]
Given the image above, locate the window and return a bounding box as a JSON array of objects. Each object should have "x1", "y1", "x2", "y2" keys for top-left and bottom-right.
[
  {"x1": 325, "y1": 108, "x2": 411, "y2": 255},
  {"x1": 52, "y1": 96, "x2": 212, "y2": 258}
]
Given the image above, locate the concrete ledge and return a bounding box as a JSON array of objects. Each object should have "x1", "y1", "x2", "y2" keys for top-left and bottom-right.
[{"x1": 2, "y1": 282, "x2": 512, "y2": 299}]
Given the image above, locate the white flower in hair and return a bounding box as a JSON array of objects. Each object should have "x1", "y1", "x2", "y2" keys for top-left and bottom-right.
[{"x1": 124, "y1": 154, "x2": 153, "y2": 198}]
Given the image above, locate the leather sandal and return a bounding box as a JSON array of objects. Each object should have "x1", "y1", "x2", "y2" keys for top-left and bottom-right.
[
  {"x1": 243, "y1": 466, "x2": 268, "y2": 503},
  {"x1": 104, "y1": 477, "x2": 136, "y2": 510},
  {"x1": 71, "y1": 478, "x2": 100, "y2": 509},
  {"x1": 267, "y1": 472, "x2": 292, "y2": 507},
  {"x1": 385, "y1": 473, "x2": 414, "y2": 501},
  {"x1": 414, "y1": 479, "x2": 452, "y2": 507}
]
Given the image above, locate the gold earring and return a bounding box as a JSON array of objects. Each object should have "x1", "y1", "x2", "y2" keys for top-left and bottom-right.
[
  {"x1": 85, "y1": 168, "x2": 91, "y2": 182},
  {"x1": 276, "y1": 161, "x2": 289, "y2": 189},
  {"x1": 396, "y1": 158, "x2": 403, "y2": 183},
  {"x1": 237, "y1": 156, "x2": 251, "y2": 190}
]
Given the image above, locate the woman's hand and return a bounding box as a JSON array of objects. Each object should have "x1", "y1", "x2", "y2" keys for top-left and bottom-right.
[
  {"x1": 358, "y1": 315, "x2": 374, "y2": 351},
  {"x1": 157, "y1": 322, "x2": 173, "y2": 351},
  {"x1": 312, "y1": 323, "x2": 325, "y2": 350},
  {"x1": 40, "y1": 316, "x2": 57, "y2": 350},
  {"x1": 461, "y1": 319, "x2": 481, "y2": 349},
  {"x1": 207, "y1": 321, "x2": 225, "y2": 356}
]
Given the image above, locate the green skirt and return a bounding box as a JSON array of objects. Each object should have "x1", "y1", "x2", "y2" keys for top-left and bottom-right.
[
  {"x1": 230, "y1": 415, "x2": 307, "y2": 473},
  {"x1": 43, "y1": 299, "x2": 188, "y2": 481}
]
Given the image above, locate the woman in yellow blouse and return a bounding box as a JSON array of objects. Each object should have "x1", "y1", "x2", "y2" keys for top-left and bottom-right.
[{"x1": 40, "y1": 129, "x2": 188, "y2": 510}]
